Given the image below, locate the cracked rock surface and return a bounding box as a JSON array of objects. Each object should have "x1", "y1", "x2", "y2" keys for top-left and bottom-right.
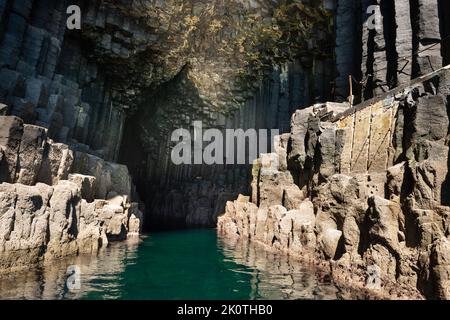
[{"x1": 219, "y1": 67, "x2": 450, "y2": 300}]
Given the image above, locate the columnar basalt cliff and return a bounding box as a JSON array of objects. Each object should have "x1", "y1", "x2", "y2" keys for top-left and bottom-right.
[
  {"x1": 0, "y1": 0, "x2": 449, "y2": 299},
  {"x1": 334, "y1": 0, "x2": 450, "y2": 102},
  {"x1": 218, "y1": 0, "x2": 450, "y2": 299},
  {"x1": 1, "y1": 0, "x2": 336, "y2": 230},
  {"x1": 115, "y1": 0, "x2": 336, "y2": 228},
  {"x1": 135, "y1": 58, "x2": 335, "y2": 229},
  {"x1": 219, "y1": 66, "x2": 450, "y2": 299},
  {"x1": 0, "y1": 0, "x2": 336, "y2": 266},
  {"x1": 0, "y1": 0, "x2": 155, "y2": 270},
  {"x1": 0, "y1": 115, "x2": 143, "y2": 272}
]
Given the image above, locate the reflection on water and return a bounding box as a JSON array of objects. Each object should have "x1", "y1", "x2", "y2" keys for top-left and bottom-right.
[
  {"x1": 218, "y1": 237, "x2": 341, "y2": 300},
  {"x1": 0, "y1": 230, "x2": 345, "y2": 300},
  {"x1": 0, "y1": 238, "x2": 141, "y2": 300}
]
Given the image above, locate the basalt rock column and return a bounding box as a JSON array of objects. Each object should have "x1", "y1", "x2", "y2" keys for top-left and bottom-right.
[
  {"x1": 218, "y1": 66, "x2": 450, "y2": 300},
  {"x1": 334, "y1": 0, "x2": 362, "y2": 101},
  {"x1": 334, "y1": 0, "x2": 448, "y2": 102},
  {"x1": 118, "y1": 1, "x2": 336, "y2": 229}
]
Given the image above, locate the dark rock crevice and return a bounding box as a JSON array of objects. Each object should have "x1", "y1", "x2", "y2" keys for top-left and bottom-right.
[
  {"x1": 380, "y1": 0, "x2": 398, "y2": 89},
  {"x1": 439, "y1": 0, "x2": 450, "y2": 65}
]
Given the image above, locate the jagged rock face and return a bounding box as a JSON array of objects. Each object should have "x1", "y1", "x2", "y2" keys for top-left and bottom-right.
[
  {"x1": 0, "y1": 115, "x2": 136, "y2": 198},
  {"x1": 0, "y1": 180, "x2": 143, "y2": 272},
  {"x1": 218, "y1": 67, "x2": 450, "y2": 299},
  {"x1": 0, "y1": 116, "x2": 72, "y2": 185},
  {"x1": 0, "y1": 115, "x2": 143, "y2": 272}
]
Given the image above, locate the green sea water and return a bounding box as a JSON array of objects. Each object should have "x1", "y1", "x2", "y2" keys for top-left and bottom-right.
[{"x1": 0, "y1": 229, "x2": 342, "y2": 300}]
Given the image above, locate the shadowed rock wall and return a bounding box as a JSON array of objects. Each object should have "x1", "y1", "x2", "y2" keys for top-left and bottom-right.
[
  {"x1": 126, "y1": 58, "x2": 335, "y2": 229},
  {"x1": 334, "y1": 0, "x2": 450, "y2": 102},
  {"x1": 117, "y1": 1, "x2": 336, "y2": 229}
]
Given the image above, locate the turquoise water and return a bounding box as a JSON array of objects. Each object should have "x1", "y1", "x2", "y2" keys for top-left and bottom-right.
[{"x1": 0, "y1": 230, "x2": 343, "y2": 300}]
